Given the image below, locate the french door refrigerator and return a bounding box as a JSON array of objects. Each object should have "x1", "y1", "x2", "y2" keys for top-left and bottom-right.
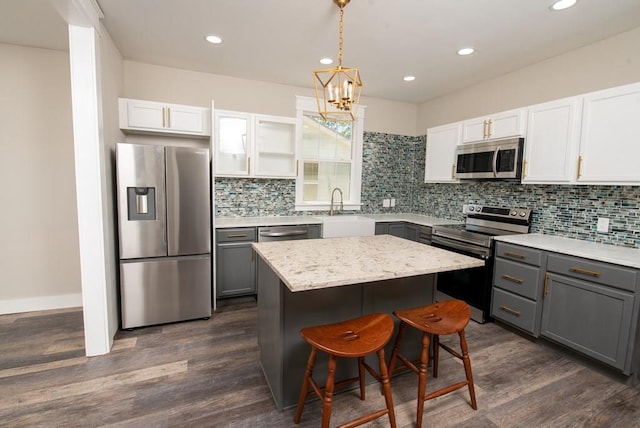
[{"x1": 116, "y1": 143, "x2": 211, "y2": 329}]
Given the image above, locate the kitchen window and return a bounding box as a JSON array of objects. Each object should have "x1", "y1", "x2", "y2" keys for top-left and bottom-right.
[{"x1": 295, "y1": 96, "x2": 364, "y2": 211}]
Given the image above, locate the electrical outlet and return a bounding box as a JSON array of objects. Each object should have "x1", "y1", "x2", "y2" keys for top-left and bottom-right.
[
  {"x1": 463, "y1": 204, "x2": 469, "y2": 214},
  {"x1": 390, "y1": 198, "x2": 396, "y2": 207},
  {"x1": 597, "y1": 217, "x2": 610, "y2": 233},
  {"x1": 383, "y1": 199, "x2": 390, "y2": 208}
]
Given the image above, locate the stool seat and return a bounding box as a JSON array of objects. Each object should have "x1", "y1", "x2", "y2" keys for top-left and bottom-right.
[
  {"x1": 294, "y1": 313, "x2": 397, "y2": 428},
  {"x1": 389, "y1": 299, "x2": 477, "y2": 428},
  {"x1": 394, "y1": 299, "x2": 470, "y2": 336},
  {"x1": 300, "y1": 313, "x2": 394, "y2": 358}
]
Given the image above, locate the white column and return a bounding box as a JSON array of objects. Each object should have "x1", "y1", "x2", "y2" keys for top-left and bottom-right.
[{"x1": 67, "y1": 24, "x2": 111, "y2": 356}]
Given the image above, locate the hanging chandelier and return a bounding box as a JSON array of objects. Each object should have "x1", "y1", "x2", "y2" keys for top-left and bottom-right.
[{"x1": 314, "y1": 0, "x2": 362, "y2": 122}]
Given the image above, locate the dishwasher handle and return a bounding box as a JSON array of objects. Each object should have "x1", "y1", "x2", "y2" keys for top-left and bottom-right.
[{"x1": 259, "y1": 229, "x2": 308, "y2": 238}]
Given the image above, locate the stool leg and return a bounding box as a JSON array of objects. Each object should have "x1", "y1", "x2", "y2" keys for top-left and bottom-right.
[
  {"x1": 416, "y1": 331, "x2": 430, "y2": 428},
  {"x1": 321, "y1": 355, "x2": 337, "y2": 428},
  {"x1": 376, "y1": 348, "x2": 397, "y2": 428},
  {"x1": 358, "y1": 356, "x2": 366, "y2": 400},
  {"x1": 388, "y1": 321, "x2": 406, "y2": 377},
  {"x1": 459, "y1": 329, "x2": 478, "y2": 410},
  {"x1": 432, "y1": 334, "x2": 440, "y2": 378},
  {"x1": 294, "y1": 347, "x2": 317, "y2": 424}
]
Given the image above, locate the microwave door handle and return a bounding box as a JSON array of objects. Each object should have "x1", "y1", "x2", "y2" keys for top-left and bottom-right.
[{"x1": 492, "y1": 146, "x2": 500, "y2": 177}]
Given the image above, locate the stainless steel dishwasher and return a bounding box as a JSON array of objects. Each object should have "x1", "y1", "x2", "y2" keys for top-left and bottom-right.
[{"x1": 258, "y1": 225, "x2": 310, "y2": 242}]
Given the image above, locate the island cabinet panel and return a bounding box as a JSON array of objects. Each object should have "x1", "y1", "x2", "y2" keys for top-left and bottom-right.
[
  {"x1": 541, "y1": 273, "x2": 634, "y2": 371},
  {"x1": 257, "y1": 257, "x2": 437, "y2": 411}
]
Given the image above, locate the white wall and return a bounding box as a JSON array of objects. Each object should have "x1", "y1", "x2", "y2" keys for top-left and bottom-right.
[
  {"x1": 123, "y1": 61, "x2": 418, "y2": 136},
  {"x1": 417, "y1": 26, "x2": 640, "y2": 132},
  {"x1": 0, "y1": 43, "x2": 82, "y2": 314}
]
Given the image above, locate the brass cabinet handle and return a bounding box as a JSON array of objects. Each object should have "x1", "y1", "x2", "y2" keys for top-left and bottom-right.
[
  {"x1": 167, "y1": 107, "x2": 171, "y2": 128},
  {"x1": 162, "y1": 107, "x2": 166, "y2": 128},
  {"x1": 296, "y1": 160, "x2": 299, "y2": 176},
  {"x1": 543, "y1": 273, "x2": 549, "y2": 298},
  {"x1": 499, "y1": 305, "x2": 520, "y2": 317},
  {"x1": 487, "y1": 119, "x2": 493, "y2": 138},
  {"x1": 248, "y1": 157, "x2": 251, "y2": 175},
  {"x1": 577, "y1": 155, "x2": 583, "y2": 179},
  {"x1": 483, "y1": 120, "x2": 488, "y2": 139},
  {"x1": 251, "y1": 249, "x2": 255, "y2": 262},
  {"x1": 227, "y1": 234, "x2": 248, "y2": 238},
  {"x1": 504, "y1": 251, "x2": 526, "y2": 259},
  {"x1": 569, "y1": 266, "x2": 601, "y2": 277},
  {"x1": 522, "y1": 159, "x2": 527, "y2": 180},
  {"x1": 451, "y1": 164, "x2": 455, "y2": 179},
  {"x1": 502, "y1": 274, "x2": 524, "y2": 284}
]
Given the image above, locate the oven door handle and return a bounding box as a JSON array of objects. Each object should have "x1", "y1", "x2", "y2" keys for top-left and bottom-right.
[
  {"x1": 432, "y1": 236, "x2": 491, "y2": 260},
  {"x1": 492, "y1": 146, "x2": 500, "y2": 178}
]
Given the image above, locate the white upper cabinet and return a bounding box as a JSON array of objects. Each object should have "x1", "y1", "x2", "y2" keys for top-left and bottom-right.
[
  {"x1": 424, "y1": 122, "x2": 461, "y2": 183},
  {"x1": 577, "y1": 83, "x2": 640, "y2": 184},
  {"x1": 253, "y1": 115, "x2": 297, "y2": 178},
  {"x1": 119, "y1": 98, "x2": 211, "y2": 137},
  {"x1": 462, "y1": 108, "x2": 527, "y2": 143},
  {"x1": 214, "y1": 110, "x2": 298, "y2": 178},
  {"x1": 522, "y1": 96, "x2": 582, "y2": 183}
]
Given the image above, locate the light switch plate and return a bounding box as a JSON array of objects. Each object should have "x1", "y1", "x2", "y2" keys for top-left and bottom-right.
[
  {"x1": 383, "y1": 199, "x2": 390, "y2": 208},
  {"x1": 597, "y1": 217, "x2": 610, "y2": 233},
  {"x1": 463, "y1": 204, "x2": 469, "y2": 214},
  {"x1": 390, "y1": 198, "x2": 396, "y2": 207}
]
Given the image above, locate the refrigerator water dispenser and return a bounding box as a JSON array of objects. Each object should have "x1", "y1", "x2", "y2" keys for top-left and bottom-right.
[{"x1": 127, "y1": 187, "x2": 156, "y2": 220}]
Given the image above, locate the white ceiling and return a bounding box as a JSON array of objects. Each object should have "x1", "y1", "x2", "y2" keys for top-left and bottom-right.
[{"x1": 2, "y1": 0, "x2": 640, "y2": 104}]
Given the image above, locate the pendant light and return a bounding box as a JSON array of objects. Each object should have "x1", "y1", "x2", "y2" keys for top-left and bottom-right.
[{"x1": 314, "y1": 0, "x2": 362, "y2": 122}]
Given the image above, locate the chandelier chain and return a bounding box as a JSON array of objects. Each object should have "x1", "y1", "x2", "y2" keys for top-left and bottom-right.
[{"x1": 337, "y1": 6, "x2": 344, "y2": 67}]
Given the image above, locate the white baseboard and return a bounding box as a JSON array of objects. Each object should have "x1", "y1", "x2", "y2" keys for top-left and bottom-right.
[{"x1": 0, "y1": 293, "x2": 83, "y2": 315}]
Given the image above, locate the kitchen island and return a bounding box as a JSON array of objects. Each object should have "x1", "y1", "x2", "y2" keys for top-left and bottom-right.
[{"x1": 252, "y1": 234, "x2": 484, "y2": 410}]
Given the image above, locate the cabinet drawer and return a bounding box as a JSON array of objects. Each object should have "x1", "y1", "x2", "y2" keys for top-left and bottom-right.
[
  {"x1": 495, "y1": 242, "x2": 542, "y2": 266},
  {"x1": 491, "y1": 288, "x2": 537, "y2": 334},
  {"x1": 547, "y1": 253, "x2": 637, "y2": 292},
  {"x1": 493, "y1": 258, "x2": 541, "y2": 300},
  {"x1": 216, "y1": 227, "x2": 257, "y2": 243}
]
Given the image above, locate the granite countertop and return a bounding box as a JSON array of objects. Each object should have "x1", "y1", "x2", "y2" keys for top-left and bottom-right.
[
  {"x1": 495, "y1": 233, "x2": 640, "y2": 269},
  {"x1": 215, "y1": 216, "x2": 322, "y2": 228},
  {"x1": 361, "y1": 214, "x2": 462, "y2": 227},
  {"x1": 215, "y1": 213, "x2": 459, "y2": 229},
  {"x1": 252, "y1": 234, "x2": 484, "y2": 292}
]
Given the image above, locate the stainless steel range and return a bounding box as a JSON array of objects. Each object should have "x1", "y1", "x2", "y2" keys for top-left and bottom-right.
[{"x1": 431, "y1": 205, "x2": 532, "y2": 323}]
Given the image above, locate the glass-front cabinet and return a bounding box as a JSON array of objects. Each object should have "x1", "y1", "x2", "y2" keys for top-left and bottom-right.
[
  {"x1": 254, "y1": 115, "x2": 297, "y2": 177},
  {"x1": 214, "y1": 110, "x2": 298, "y2": 178}
]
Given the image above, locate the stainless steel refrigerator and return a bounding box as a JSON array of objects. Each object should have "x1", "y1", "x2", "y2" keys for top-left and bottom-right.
[{"x1": 116, "y1": 143, "x2": 212, "y2": 329}]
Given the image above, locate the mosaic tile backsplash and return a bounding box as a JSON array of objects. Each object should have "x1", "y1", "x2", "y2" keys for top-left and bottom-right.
[{"x1": 216, "y1": 132, "x2": 639, "y2": 248}]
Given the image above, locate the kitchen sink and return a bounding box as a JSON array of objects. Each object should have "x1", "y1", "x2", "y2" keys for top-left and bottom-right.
[{"x1": 316, "y1": 215, "x2": 376, "y2": 238}]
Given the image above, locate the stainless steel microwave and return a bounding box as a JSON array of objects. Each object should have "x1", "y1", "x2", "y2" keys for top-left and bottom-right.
[{"x1": 455, "y1": 137, "x2": 524, "y2": 180}]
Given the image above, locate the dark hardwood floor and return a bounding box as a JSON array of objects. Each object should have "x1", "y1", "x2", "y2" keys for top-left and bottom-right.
[{"x1": 1, "y1": 299, "x2": 639, "y2": 427}]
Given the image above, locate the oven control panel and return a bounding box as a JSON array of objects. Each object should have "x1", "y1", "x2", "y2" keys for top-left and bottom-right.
[{"x1": 466, "y1": 205, "x2": 532, "y2": 222}]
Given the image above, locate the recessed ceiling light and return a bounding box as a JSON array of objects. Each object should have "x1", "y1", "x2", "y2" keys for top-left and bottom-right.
[
  {"x1": 205, "y1": 35, "x2": 222, "y2": 44},
  {"x1": 403, "y1": 76, "x2": 416, "y2": 82},
  {"x1": 551, "y1": 0, "x2": 577, "y2": 11},
  {"x1": 457, "y1": 47, "x2": 475, "y2": 56},
  {"x1": 320, "y1": 58, "x2": 333, "y2": 65}
]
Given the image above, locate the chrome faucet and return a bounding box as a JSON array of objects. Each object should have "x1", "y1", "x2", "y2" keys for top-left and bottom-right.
[{"x1": 329, "y1": 187, "x2": 344, "y2": 216}]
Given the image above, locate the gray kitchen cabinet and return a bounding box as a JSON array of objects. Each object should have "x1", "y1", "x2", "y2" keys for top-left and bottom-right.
[
  {"x1": 388, "y1": 223, "x2": 405, "y2": 238},
  {"x1": 404, "y1": 224, "x2": 419, "y2": 242},
  {"x1": 216, "y1": 228, "x2": 257, "y2": 298},
  {"x1": 491, "y1": 242, "x2": 545, "y2": 336},
  {"x1": 307, "y1": 224, "x2": 321, "y2": 239},
  {"x1": 541, "y1": 253, "x2": 637, "y2": 372},
  {"x1": 375, "y1": 223, "x2": 389, "y2": 235},
  {"x1": 375, "y1": 221, "x2": 420, "y2": 242}
]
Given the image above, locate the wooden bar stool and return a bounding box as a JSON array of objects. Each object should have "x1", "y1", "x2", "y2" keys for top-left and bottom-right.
[
  {"x1": 388, "y1": 299, "x2": 477, "y2": 428},
  {"x1": 294, "y1": 313, "x2": 397, "y2": 428}
]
